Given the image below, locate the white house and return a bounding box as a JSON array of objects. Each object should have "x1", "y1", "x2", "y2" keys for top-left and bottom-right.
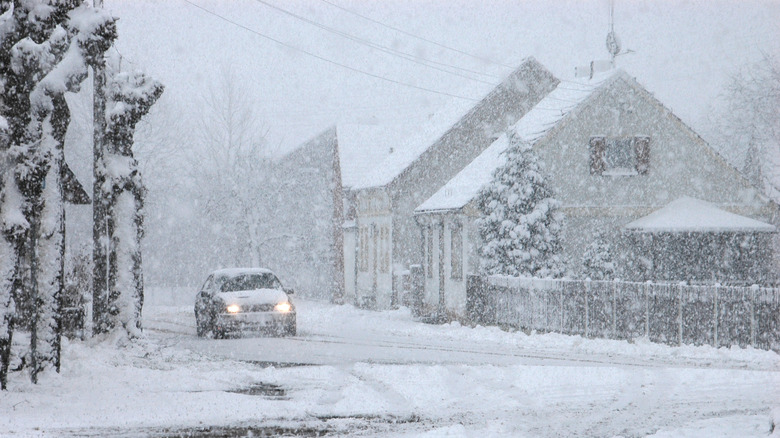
[
  {"x1": 347, "y1": 57, "x2": 559, "y2": 309},
  {"x1": 415, "y1": 70, "x2": 778, "y2": 316},
  {"x1": 270, "y1": 124, "x2": 393, "y2": 301}
]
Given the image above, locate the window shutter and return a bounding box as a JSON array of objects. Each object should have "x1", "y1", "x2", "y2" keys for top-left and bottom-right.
[
  {"x1": 589, "y1": 136, "x2": 606, "y2": 175},
  {"x1": 634, "y1": 136, "x2": 650, "y2": 175}
]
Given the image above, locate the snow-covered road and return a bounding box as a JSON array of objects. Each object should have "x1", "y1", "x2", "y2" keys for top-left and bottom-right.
[
  {"x1": 141, "y1": 299, "x2": 780, "y2": 437},
  {"x1": 2, "y1": 298, "x2": 778, "y2": 437},
  {"x1": 146, "y1": 299, "x2": 780, "y2": 369}
]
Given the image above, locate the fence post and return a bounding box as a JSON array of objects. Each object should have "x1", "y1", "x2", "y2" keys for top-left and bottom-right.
[
  {"x1": 644, "y1": 281, "x2": 650, "y2": 338},
  {"x1": 678, "y1": 281, "x2": 685, "y2": 346},
  {"x1": 466, "y1": 275, "x2": 486, "y2": 325},
  {"x1": 543, "y1": 288, "x2": 549, "y2": 332},
  {"x1": 584, "y1": 279, "x2": 590, "y2": 338},
  {"x1": 611, "y1": 280, "x2": 617, "y2": 339},
  {"x1": 750, "y1": 284, "x2": 758, "y2": 347},
  {"x1": 713, "y1": 284, "x2": 719, "y2": 348},
  {"x1": 560, "y1": 286, "x2": 564, "y2": 333}
]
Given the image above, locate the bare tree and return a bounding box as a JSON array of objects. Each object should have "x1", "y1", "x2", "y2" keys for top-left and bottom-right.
[
  {"x1": 710, "y1": 54, "x2": 780, "y2": 195},
  {"x1": 190, "y1": 69, "x2": 277, "y2": 268}
]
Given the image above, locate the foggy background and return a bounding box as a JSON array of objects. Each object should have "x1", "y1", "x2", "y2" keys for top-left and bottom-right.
[{"x1": 60, "y1": 0, "x2": 780, "y2": 291}]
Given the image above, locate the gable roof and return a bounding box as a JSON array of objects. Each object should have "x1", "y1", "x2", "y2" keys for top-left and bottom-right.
[
  {"x1": 416, "y1": 70, "x2": 621, "y2": 213},
  {"x1": 624, "y1": 197, "x2": 775, "y2": 233},
  {"x1": 335, "y1": 124, "x2": 398, "y2": 189},
  {"x1": 280, "y1": 124, "x2": 396, "y2": 191},
  {"x1": 352, "y1": 57, "x2": 554, "y2": 190}
]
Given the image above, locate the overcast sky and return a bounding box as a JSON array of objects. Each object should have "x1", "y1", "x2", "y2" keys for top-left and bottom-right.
[{"x1": 103, "y1": 0, "x2": 780, "y2": 157}]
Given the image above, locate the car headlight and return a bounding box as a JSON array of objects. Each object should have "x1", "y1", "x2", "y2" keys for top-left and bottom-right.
[
  {"x1": 226, "y1": 304, "x2": 241, "y2": 313},
  {"x1": 275, "y1": 302, "x2": 291, "y2": 313}
]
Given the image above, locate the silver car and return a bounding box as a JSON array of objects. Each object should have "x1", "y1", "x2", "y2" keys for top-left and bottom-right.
[{"x1": 194, "y1": 268, "x2": 296, "y2": 338}]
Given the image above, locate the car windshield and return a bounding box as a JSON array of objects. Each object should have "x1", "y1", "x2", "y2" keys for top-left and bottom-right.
[{"x1": 218, "y1": 273, "x2": 281, "y2": 292}]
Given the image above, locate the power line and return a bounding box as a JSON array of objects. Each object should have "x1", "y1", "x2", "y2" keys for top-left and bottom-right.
[
  {"x1": 252, "y1": 1, "x2": 594, "y2": 104},
  {"x1": 317, "y1": 0, "x2": 515, "y2": 70},
  {"x1": 254, "y1": 0, "x2": 501, "y2": 83},
  {"x1": 182, "y1": 0, "x2": 481, "y2": 102}
]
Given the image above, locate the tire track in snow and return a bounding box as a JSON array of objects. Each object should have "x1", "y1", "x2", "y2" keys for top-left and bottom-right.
[{"x1": 144, "y1": 312, "x2": 779, "y2": 372}]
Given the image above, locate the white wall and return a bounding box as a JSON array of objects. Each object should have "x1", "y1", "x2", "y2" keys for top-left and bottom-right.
[
  {"x1": 423, "y1": 225, "x2": 439, "y2": 309},
  {"x1": 535, "y1": 76, "x2": 775, "y2": 273},
  {"x1": 419, "y1": 215, "x2": 470, "y2": 316},
  {"x1": 355, "y1": 213, "x2": 393, "y2": 308},
  {"x1": 343, "y1": 227, "x2": 357, "y2": 304},
  {"x1": 442, "y1": 223, "x2": 468, "y2": 315}
]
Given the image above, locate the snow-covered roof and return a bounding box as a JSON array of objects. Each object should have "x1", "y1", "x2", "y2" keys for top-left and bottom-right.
[
  {"x1": 350, "y1": 102, "x2": 479, "y2": 190},
  {"x1": 624, "y1": 197, "x2": 776, "y2": 233},
  {"x1": 416, "y1": 70, "x2": 621, "y2": 213},
  {"x1": 352, "y1": 58, "x2": 547, "y2": 190},
  {"x1": 336, "y1": 124, "x2": 398, "y2": 189}
]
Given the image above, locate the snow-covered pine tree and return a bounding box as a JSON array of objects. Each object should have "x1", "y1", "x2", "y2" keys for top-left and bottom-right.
[
  {"x1": 103, "y1": 71, "x2": 163, "y2": 337},
  {"x1": 0, "y1": 1, "x2": 117, "y2": 386},
  {"x1": 581, "y1": 231, "x2": 615, "y2": 281},
  {"x1": 476, "y1": 131, "x2": 565, "y2": 278}
]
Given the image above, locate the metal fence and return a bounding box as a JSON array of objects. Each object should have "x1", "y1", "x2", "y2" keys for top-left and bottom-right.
[{"x1": 466, "y1": 275, "x2": 780, "y2": 351}]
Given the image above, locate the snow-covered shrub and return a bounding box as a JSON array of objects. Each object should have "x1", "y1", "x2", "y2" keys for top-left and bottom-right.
[{"x1": 581, "y1": 231, "x2": 615, "y2": 280}]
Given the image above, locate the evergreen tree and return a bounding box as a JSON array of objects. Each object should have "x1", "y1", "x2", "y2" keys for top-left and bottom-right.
[
  {"x1": 476, "y1": 132, "x2": 565, "y2": 278},
  {"x1": 581, "y1": 231, "x2": 615, "y2": 280},
  {"x1": 0, "y1": 1, "x2": 116, "y2": 387}
]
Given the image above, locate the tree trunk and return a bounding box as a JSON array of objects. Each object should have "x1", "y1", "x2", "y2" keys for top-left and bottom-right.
[
  {"x1": 0, "y1": 151, "x2": 24, "y2": 389},
  {"x1": 92, "y1": 66, "x2": 110, "y2": 335},
  {"x1": 0, "y1": 230, "x2": 19, "y2": 391},
  {"x1": 31, "y1": 97, "x2": 69, "y2": 381},
  {"x1": 107, "y1": 187, "x2": 141, "y2": 336},
  {"x1": 101, "y1": 71, "x2": 163, "y2": 337},
  {"x1": 133, "y1": 185, "x2": 144, "y2": 330},
  {"x1": 27, "y1": 214, "x2": 40, "y2": 383}
]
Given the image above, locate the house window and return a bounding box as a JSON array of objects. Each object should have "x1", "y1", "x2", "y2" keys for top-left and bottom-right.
[
  {"x1": 605, "y1": 138, "x2": 634, "y2": 172},
  {"x1": 426, "y1": 227, "x2": 433, "y2": 278},
  {"x1": 450, "y1": 226, "x2": 462, "y2": 280},
  {"x1": 590, "y1": 136, "x2": 650, "y2": 176}
]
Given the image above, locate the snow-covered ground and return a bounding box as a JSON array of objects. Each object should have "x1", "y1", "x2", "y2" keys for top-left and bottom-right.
[{"x1": 2, "y1": 298, "x2": 779, "y2": 437}]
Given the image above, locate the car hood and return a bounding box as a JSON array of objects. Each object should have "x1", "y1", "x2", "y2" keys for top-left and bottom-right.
[{"x1": 215, "y1": 289, "x2": 289, "y2": 306}]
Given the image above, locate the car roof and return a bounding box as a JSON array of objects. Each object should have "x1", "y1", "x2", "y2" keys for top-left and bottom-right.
[{"x1": 210, "y1": 268, "x2": 277, "y2": 278}]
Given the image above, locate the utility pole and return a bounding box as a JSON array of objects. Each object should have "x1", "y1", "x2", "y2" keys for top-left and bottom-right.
[{"x1": 92, "y1": 0, "x2": 109, "y2": 334}]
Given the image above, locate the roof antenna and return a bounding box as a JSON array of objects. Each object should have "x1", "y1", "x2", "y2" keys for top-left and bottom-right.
[
  {"x1": 606, "y1": 0, "x2": 621, "y2": 67},
  {"x1": 575, "y1": 0, "x2": 634, "y2": 79}
]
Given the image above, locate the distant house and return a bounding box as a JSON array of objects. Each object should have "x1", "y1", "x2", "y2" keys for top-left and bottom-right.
[
  {"x1": 415, "y1": 70, "x2": 778, "y2": 316},
  {"x1": 268, "y1": 125, "x2": 393, "y2": 300},
  {"x1": 346, "y1": 57, "x2": 559, "y2": 309}
]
